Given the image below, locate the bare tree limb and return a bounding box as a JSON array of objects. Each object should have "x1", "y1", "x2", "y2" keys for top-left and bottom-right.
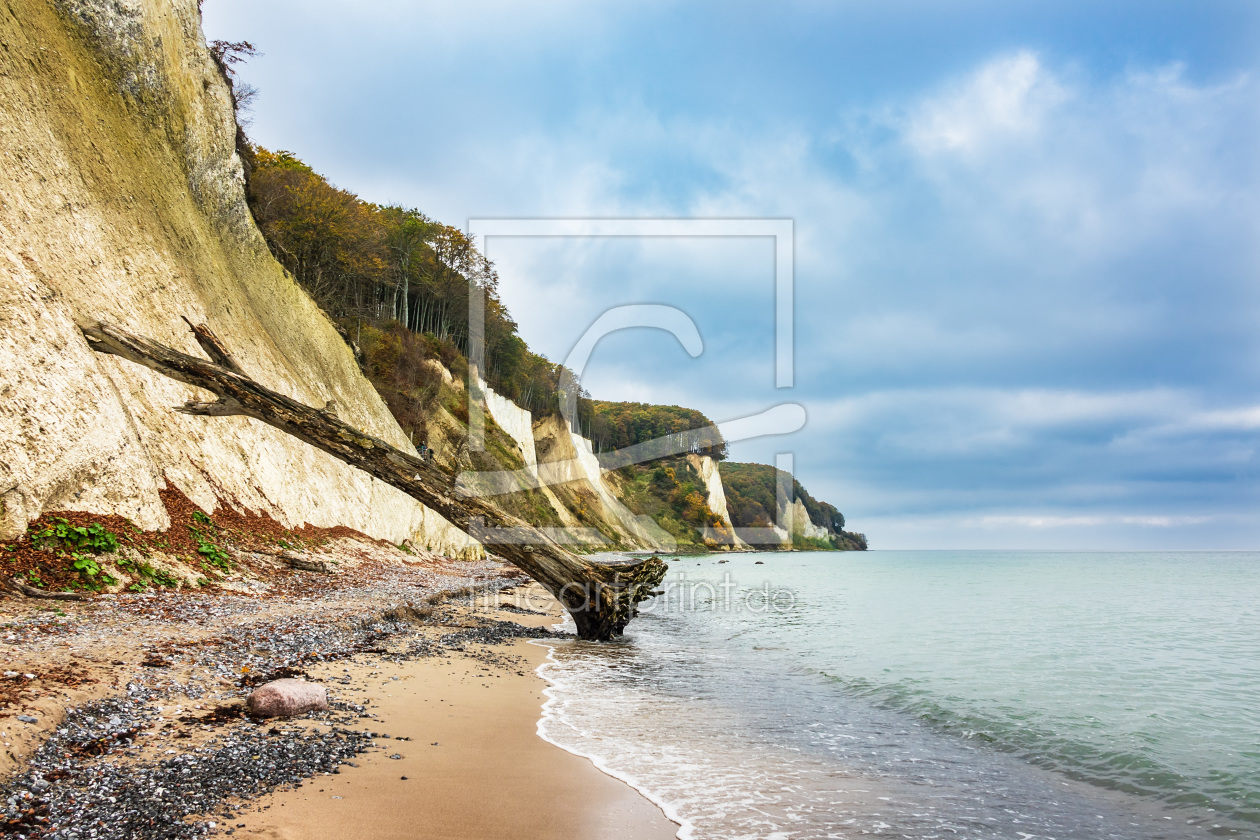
[
  {"x1": 79, "y1": 319, "x2": 666, "y2": 640},
  {"x1": 7, "y1": 577, "x2": 92, "y2": 602},
  {"x1": 178, "y1": 399, "x2": 249, "y2": 417},
  {"x1": 180, "y1": 317, "x2": 246, "y2": 375}
]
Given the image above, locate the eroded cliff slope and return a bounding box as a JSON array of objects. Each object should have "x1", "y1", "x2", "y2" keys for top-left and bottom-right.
[{"x1": 0, "y1": 0, "x2": 478, "y2": 557}]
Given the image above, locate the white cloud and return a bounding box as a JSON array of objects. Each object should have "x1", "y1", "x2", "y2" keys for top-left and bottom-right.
[
  {"x1": 896, "y1": 53, "x2": 1259, "y2": 260},
  {"x1": 1112, "y1": 404, "x2": 1260, "y2": 450},
  {"x1": 808, "y1": 387, "x2": 1188, "y2": 436},
  {"x1": 1188, "y1": 406, "x2": 1260, "y2": 431},
  {"x1": 907, "y1": 51, "x2": 1069, "y2": 155}
]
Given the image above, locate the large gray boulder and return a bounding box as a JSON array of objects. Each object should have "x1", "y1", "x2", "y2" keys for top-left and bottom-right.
[{"x1": 246, "y1": 679, "x2": 329, "y2": 718}]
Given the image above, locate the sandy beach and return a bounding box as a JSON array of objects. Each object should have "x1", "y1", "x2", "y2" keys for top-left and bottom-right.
[{"x1": 236, "y1": 634, "x2": 677, "y2": 840}]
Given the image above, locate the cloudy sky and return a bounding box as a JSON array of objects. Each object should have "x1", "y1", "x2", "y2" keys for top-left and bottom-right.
[{"x1": 202, "y1": 1, "x2": 1260, "y2": 549}]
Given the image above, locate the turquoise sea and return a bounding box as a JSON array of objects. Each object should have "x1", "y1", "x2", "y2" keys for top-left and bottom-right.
[{"x1": 535, "y1": 551, "x2": 1260, "y2": 839}]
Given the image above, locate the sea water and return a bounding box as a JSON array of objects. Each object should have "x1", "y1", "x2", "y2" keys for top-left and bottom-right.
[{"x1": 534, "y1": 551, "x2": 1260, "y2": 839}]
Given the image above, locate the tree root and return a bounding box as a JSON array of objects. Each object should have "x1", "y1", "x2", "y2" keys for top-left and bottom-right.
[{"x1": 6, "y1": 577, "x2": 92, "y2": 601}]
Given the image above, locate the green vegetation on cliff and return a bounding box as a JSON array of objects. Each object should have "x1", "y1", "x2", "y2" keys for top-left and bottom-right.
[
  {"x1": 584, "y1": 400, "x2": 727, "y2": 461},
  {"x1": 244, "y1": 146, "x2": 568, "y2": 419},
  {"x1": 614, "y1": 457, "x2": 734, "y2": 551},
  {"x1": 352, "y1": 321, "x2": 567, "y2": 531},
  {"x1": 721, "y1": 463, "x2": 867, "y2": 550}
]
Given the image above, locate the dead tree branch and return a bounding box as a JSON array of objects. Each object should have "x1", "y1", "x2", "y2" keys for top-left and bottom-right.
[{"x1": 79, "y1": 320, "x2": 666, "y2": 640}]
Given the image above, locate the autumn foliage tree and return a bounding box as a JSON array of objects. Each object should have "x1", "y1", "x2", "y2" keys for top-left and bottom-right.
[
  {"x1": 581, "y1": 400, "x2": 728, "y2": 461},
  {"x1": 248, "y1": 149, "x2": 389, "y2": 310},
  {"x1": 245, "y1": 147, "x2": 569, "y2": 416}
]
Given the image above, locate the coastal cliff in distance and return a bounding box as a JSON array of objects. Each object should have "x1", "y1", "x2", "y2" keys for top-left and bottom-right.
[{"x1": 0, "y1": 0, "x2": 860, "y2": 582}]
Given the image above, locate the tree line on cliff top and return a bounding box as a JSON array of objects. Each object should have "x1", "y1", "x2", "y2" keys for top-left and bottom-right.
[{"x1": 241, "y1": 145, "x2": 726, "y2": 461}]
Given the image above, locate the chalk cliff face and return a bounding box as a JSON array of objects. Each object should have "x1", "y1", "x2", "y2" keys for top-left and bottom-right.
[
  {"x1": 686, "y1": 454, "x2": 747, "y2": 548},
  {"x1": 469, "y1": 378, "x2": 672, "y2": 549},
  {"x1": 531, "y1": 415, "x2": 674, "y2": 550},
  {"x1": 785, "y1": 498, "x2": 831, "y2": 541},
  {"x1": 759, "y1": 497, "x2": 830, "y2": 543},
  {"x1": 0, "y1": 0, "x2": 478, "y2": 558},
  {"x1": 478, "y1": 378, "x2": 539, "y2": 480},
  {"x1": 565, "y1": 430, "x2": 674, "y2": 548},
  {"x1": 0, "y1": 0, "x2": 823, "y2": 559}
]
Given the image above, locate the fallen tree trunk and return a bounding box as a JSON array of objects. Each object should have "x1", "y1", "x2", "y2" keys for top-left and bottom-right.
[{"x1": 78, "y1": 320, "x2": 666, "y2": 640}]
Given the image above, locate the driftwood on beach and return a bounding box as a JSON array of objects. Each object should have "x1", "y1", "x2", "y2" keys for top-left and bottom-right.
[
  {"x1": 5, "y1": 575, "x2": 93, "y2": 601},
  {"x1": 78, "y1": 319, "x2": 667, "y2": 641}
]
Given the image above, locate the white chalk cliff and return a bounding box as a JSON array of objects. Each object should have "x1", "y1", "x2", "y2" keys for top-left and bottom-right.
[
  {"x1": 0, "y1": 0, "x2": 480, "y2": 558},
  {"x1": 686, "y1": 453, "x2": 747, "y2": 548},
  {"x1": 0, "y1": 0, "x2": 778, "y2": 562},
  {"x1": 529, "y1": 415, "x2": 675, "y2": 550},
  {"x1": 775, "y1": 498, "x2": 831, "y2": 542},
  {"x1": 478, "y1": 378, "x2": 539, "y2": 480}
]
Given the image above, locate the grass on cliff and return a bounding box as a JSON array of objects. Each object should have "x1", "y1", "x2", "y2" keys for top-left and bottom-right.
[{"x1": 614, "y1": 457, "x2": 735, "y2": 550}]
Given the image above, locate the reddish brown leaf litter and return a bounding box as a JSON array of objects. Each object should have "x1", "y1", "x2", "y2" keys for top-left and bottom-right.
[
  {"x1": 0, "y1": 665, "x2": 96, "y2": 719},
  {"x1": 0, "y1": 484, "x2": 429, "y2": 596},
  {"x1": 0, "y1": 518, "x2": 523, "y2": 736}
]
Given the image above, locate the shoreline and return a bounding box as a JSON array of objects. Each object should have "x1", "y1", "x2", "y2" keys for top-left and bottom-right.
[
  {"x1": 236, "y1": 628, "x2": 678, "y2": 840},
  {"x1": 233, "y1": 588, "x2": 678, "y2": 840},
  {"x1": 532, "y1": 643, "x2": 695, "y2": 840}
]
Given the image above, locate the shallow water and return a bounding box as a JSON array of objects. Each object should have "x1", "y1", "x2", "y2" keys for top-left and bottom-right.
[{"x1": 535, "y1": 551, "x2": 1260, "y2": 839}]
